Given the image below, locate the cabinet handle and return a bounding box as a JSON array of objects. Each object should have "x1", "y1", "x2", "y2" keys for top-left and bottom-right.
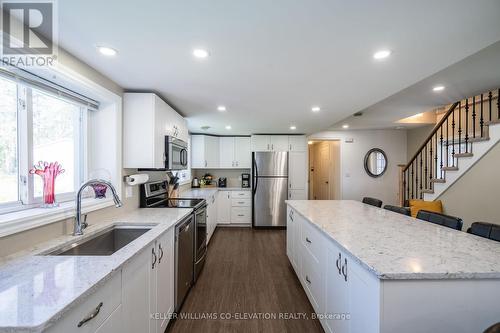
[
  {"x1": 237, "y1": 214, "x2": 244, "y2": 217},
  {"x1": 151, "y1": 247, "x2": 157, "y2": 269},
  {"x1": 205, "y1": 160, "x2": 207, "y2": 167},
  {"x1": 342, "y1": 258, "x2": 348, "y2": 282},
  {"x1": 289, "y1": 144, "x2": 292, "y2": 150},
  {"x1": 305, "y1": 275, "x2": 311, "y2": 284},
  {"x1": 272, "y1": 144, "x2": 274, "y2": 150},
  {"x1": 267, "y1": 143, "x2": 270, "y2": 150},
  {"x1": 77, "y1": 302, "x2": 103, "y2": 327},
  {"x1": 305, "y1": 237, "x2": 312, "y2": 244},
  {"x1": 158, "y1": 243, "x2": 164, "y2": 263},
  {"x1": 238, "y1": 201, "x2": 244, "y2": 204},
  {"x1": 336, "y1": 252, "x2": 342, "y2": 275}
]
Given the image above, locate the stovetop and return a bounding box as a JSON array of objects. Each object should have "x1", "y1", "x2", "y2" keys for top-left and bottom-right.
[{"x1": 145, "y1": 197, "x2": 206, "y2": 209}]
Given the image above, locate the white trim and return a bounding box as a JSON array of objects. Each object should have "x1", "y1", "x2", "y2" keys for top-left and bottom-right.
[{"x1": 0, "y1": 198, "x2": 114, "y2": 238}]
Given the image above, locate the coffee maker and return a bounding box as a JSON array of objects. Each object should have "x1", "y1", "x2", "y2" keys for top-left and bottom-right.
[
  {"x1": 241, "y1": 173, "x2": 250, "y2": 188},
  {"x1": 218, "y1": 177, "x2": 227, "y2": 188}
]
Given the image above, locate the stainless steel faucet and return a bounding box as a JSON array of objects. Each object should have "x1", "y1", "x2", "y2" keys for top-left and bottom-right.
[{"x1": 74, "y1": 179, "x2": 123, "y2": 236}]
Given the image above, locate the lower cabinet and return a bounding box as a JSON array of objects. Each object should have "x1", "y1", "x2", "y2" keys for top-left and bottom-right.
[
  {"x1": 94, "y1": 305, "x2": 123, "y2": 333},
  {"x1": 122, "y1": 229, "x2": 175, "y2": 333},
  {"x1": 217, "y1": 190, "x2": 252, "y2": 225},
  {"x1": 287, "y1": 205, "x2": 380, "y2": 333},
  {"x1": 207, "y1": 193, "x2": 217, "y2": 243}
]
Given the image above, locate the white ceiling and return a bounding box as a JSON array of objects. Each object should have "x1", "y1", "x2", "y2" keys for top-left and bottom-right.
[
  {"x1": 57, "y1": 0, "x2": 500, "y2": 135},
  {"x1": 332, "y1": 41, "x2": 500, "y2": 130}
]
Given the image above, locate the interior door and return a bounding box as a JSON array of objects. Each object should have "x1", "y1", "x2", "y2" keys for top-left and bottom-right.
[
  {"x1": 253, "y1": 177, "x2": 288, "y2": 227},
  {"x1": 315, "y1": 142, "x2": 331, "y2": 199}
]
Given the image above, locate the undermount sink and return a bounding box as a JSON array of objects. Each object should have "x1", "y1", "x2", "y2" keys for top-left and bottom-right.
[{"x1": 45, "y1": 225, "x2": 152, "y2": 256}]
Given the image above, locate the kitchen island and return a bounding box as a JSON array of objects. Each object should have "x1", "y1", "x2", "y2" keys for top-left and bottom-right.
[{"x1": 286, "y1": 200, "x2": 500, "y2": 333}]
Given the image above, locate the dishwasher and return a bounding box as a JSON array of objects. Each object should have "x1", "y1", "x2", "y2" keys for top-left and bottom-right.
[{"x1": 175, "y1": 214, "x2": 194, "y2": 312}]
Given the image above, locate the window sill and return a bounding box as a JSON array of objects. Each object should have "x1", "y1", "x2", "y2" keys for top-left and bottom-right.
[{"x1": 0, "y1": 198, "x2": 114, "y2": 238}]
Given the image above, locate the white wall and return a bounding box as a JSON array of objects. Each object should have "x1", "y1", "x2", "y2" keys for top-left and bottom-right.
[{"x1": 309, "y1": 130, "x2": 407, "y2": 206}]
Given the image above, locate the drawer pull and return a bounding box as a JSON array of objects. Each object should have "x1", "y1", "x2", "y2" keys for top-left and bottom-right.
[
  {"x1": 336, "y1": 252, "x2": 342, "y2": 275},
  {"x1": 238, "y1": 201, "x2": 245, "y2": 204},
  {"x1": 77, "y1": 302, "x2": 103, "y2": 327},
  {"x1": 305, "y1": 237, "x2": 312, "y2": 244},
  {"x1": 342, "y1": 258, "x2": 348, "y2": 282},
  {"x1": 158, "y1": 244, "x2": 164, "y2": 263},
  {"x1": 237, "y1": 214, "x2": 244, "y2": 217},
  {"x1": 151, "y1": 248, "x2": 157, "y2": 269},
  {"x1": 305, "y1": 275, "x2": 311, "y2": 284}
]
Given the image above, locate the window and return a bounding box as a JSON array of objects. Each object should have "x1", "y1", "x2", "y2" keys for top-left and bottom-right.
[{"x1": 0, "y1": 75, "x2": 86, "y2": 213}]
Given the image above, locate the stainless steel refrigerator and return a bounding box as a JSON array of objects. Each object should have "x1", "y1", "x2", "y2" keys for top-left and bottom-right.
[{"x1": 252, "y1": 152, "x2": 288, "y2": 227}]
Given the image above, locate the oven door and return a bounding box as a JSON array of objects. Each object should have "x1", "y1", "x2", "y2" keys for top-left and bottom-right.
[{"x1": 166, "y1": 137, "x2": 188, "y2": 170}]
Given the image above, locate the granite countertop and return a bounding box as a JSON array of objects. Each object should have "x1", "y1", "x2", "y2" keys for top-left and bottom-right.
[
  {"x1": 0, "y1": 208, "x2": 192, "y2": 332},
  {"x1": 286, "y1": 200, "x2": 500, "y2": 280},
  {"x1": 181, "y1": 187, "x2": 251, "y2": 200}
]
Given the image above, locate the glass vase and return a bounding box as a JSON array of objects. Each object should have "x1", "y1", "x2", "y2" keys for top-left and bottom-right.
[{"x1": 30, "y1": 161, "x2": 65, "y2": 208}]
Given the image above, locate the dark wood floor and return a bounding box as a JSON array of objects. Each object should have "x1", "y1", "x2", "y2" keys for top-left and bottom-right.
[{"x1": 168, "y1": 227, "x2": 324, "y2": 333}]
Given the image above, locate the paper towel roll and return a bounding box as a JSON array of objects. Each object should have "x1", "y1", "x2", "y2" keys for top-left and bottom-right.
[{"x1": 125, "y1": 174, "x2": 149, "y2": 186}]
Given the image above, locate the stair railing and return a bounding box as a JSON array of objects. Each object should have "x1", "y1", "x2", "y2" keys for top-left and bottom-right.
[{"x1": 401, "y1": 89, "x2": 499, "y2": 205}]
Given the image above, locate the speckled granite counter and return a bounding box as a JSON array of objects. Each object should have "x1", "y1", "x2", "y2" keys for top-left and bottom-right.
[
  {"x1": 286, "y1": 200, "x2": 500, "y2": 280},
  {"x1": 0, "y1": 208, "x2": 191, "y2": 332},
  {"x1": 180, "y1": 187, "x2": 251, "y2": 200}
]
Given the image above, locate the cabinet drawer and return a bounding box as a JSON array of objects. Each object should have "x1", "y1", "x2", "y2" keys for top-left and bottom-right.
[
  {"x1": 46, "y1": 272, "x2": 121, "y2": 333},
  {"x1": 301, "y1": 220, "x2": 325, "y2": 265},
  {"x1": 231, "y1": 198, "x2": 251, "y2": 207},
  {"x1": 231, "y1": 191, "x2": 251, "y2": 199},
  {"x1": 301, "y1": 253, "x2": 324, "y2": 313},
  {"x1": 231, "y1": 207, "x2": 252, "y2": 223}
]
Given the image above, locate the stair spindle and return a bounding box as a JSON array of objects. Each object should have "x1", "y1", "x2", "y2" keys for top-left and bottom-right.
[
  {"x1": 458, "y1": 101, "x2": 462, "y2": 155},
  {"x1": 489, "y1": 91, "x2": 493, "y2": 122},
  {"x1": 440, "y1": 126, "x2": 444, "y2": 178},
  {"x1": 434, "y1": 132, "x2": 438, "y2": 183},
  {"x1": 446, "y1": 118, "x2": 449, "y2": 168},
  {"x1": 424, "y1": 144, "x2": 428, "y2": 191},
  {"x1": 497, "y1": 89, "x2": 500, "y2": 120},
  {"x1": 411, "y1": 162, "x2": 414, "y2": 199},
  {"x1": 472, "y1": 96, "x2": 476, "y2": 139},
  {"x1": 419, "y1": 153, "x2": 423, "y2": 199},
  {"x1": 429, "y1": 138, "x2": 433, "y2": 186},
  {"x1": 480, "y1": 94, "x2": 484, "y2": 137},
  {"x1": 465, "y1": 99, "x2": 469, "y2": 153},
  {"x1": 451, "y1": 107, "x2": 455, "y2": 166}
]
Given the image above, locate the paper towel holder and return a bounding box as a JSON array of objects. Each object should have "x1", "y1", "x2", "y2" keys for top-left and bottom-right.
[{"x1": 124, "y1": 174, "x2": 149, "y2": 186}]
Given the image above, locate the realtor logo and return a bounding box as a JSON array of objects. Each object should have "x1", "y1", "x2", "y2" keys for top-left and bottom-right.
[{"x1": 1, "y1": 0, "x2": 57, "y2": 67}]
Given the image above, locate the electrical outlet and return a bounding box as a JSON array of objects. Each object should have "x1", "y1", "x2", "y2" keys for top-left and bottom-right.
[{"x1": 125, "y1": 185, "x2": 133, "y2": 198}]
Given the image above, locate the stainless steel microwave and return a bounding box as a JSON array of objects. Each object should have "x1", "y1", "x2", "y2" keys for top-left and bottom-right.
[{"x1": 165, "y1": 136, "x2": 188, "y2": 170}]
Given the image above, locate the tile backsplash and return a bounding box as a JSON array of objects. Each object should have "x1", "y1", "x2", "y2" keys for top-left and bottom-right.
[{"x1": 192, "y1": 169, "x2": 250, "y2": 188}]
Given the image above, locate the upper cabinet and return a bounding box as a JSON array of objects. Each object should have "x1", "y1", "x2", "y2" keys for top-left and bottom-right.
[
  {"x1": 193, "y1": 135, "x2": 251, "y2": 169},
  {"x1": 219, "y1": 137, "x2": 251, "y2": 169},
  {"x1": 123, "y1": 93, "x2": 188, "y2": 169},
  {"x1": 251, "y1": 135, "x2": 307, "y2": 152},
  {"x1": 191, "y1": 135, "x2": 220, "y2": 168}
]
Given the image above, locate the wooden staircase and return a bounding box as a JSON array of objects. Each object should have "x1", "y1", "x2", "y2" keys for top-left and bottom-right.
[{"x1": 400, "y1": 89, "x2": 500, "y2": 204}]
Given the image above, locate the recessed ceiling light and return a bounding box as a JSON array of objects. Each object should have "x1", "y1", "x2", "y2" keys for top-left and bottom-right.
[
  {"x1": 193, "y1": 49, "x2": 209, "y2": 58},
  {"x1": 433, "y1": 85, "x2": 445, "y2": 92},
  {"x1": 342, "y1": 124, "x2": 349, "y2": 129},
  {"x1": 290, "y1": 125, "x2": 297, "y2": 130},
  {"x1": 217, "y1": 105, "x2": 226, "y2": 112},
  {"x1": 373, "y1": 49, "x2": 391, "y2": 60},
  {"x1": 225, "y1": 125, "x2": 231, "y2": 130},
  {"x1": 97, "y1": 46, "x2": 117, "y2": 56},
  {"x1": 311, "y1": 106, "x2": 321, "y2": 112}
]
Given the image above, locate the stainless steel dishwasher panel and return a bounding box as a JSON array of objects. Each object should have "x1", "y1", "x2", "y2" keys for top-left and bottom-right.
[{"x1": 175, "y1": 214, "x2": 194, "y2": 312}]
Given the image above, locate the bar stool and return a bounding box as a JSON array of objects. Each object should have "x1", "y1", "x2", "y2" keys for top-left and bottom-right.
[{"x1": 362, "y1": 197, "x2": 383, "y2": 208}]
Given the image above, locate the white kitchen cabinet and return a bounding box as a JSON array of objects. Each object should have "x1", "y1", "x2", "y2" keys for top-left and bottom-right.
[
  {"x1": 122, "y1": 245, "x2": 153, "y2": 333},
  {"x1": 251, "y1": 135, "x2": 271, "y2": 151},
  {"x1": 288, "y1": 189, "x2": 307, "y2": 200},
  {"x1": 191, "y1": 135, "x2": 220, "y2": 168},
  {"x1": 270, "y1": 135, "x2": 289, "y2": 151},
  {"x1": 216, "y1": 191, "x2": 231, "y2": 224},
  {"x1": 251, "y1": 135, "x2": 304, "y2": 152},
  {"x1": 94, "y1": 305, "x2": 123, "y2": 333},
  {"x1": 155, "y1": 229, "x2": 175, "y2": 333},
  {"x1": 46, "y1": 273, "x2": 121, "y2": 333},
  {"x1": 289, "y1": 135, "x2": 307, "y2": 151},
  {"x1": 207, "y1": 193, "x2": 218, "y2": 243},
  {"x1": 123, "y1": 92, "x2": 188, "y2": 168},
  {"x1": 234, "y1": 137, "x2": 251, "y2": 168},
  {"x1": 122, "y1": 232, "x2": 175, "y2": 333},
  {"x1": 218, "y1": 136, "x2": 251, "y2": 168},
  {"x1": 219, "y1": 137, "x2": 235, "y2": 168},
  {"x1": 289, "y1": 152, "x2": 307, "y2": 190}
]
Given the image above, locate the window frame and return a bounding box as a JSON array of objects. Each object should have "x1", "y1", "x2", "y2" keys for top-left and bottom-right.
[{"x1": 0, "y1": 78, "x2": 88, "y2": 214}]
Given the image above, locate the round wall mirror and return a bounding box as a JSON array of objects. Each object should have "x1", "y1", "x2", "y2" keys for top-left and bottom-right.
[{"x1": 364, "y1": 148, "x2": 387, "y2": 178}]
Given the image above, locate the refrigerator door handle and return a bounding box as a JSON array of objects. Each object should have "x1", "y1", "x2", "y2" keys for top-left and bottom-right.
[{"x1": 252, "y1": 157, "x2": 258, "y2": 196}]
